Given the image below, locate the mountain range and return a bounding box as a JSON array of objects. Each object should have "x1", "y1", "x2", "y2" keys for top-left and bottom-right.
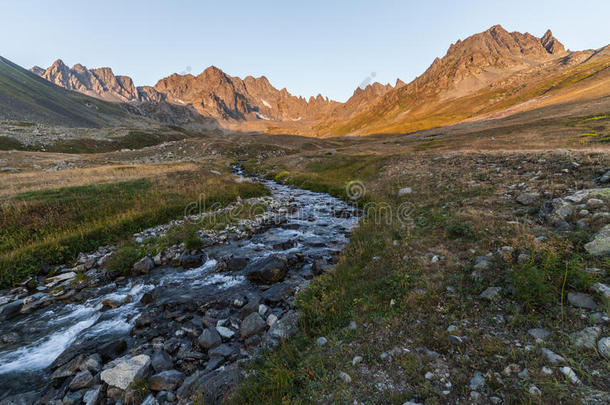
[{"x1": 7, "y1": 25, "x2": 610, "y2": 136}]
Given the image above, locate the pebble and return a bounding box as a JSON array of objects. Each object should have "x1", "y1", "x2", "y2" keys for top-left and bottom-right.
[
  {"x1": 316, "y1": 337, "x2": 328, "y2": 346},
  {"x1": 352, "y1": 356, "x2": 363, "y2": 366},
  {"x1": 527, "y1": 328, "x2": 550, "y2": 340},
  {"x1": 528, "y1": 385, "x2": 542, "y2": 396},
  {"x1": 469, "y1": 371, "x2": 485, "y2": 390},
  {"x1": 338, "y1": 371, "x2": 352, "y2": 383},
  {"x1": 480, "y1": 287, "x2": 501, "y2": 300},
  {"x1": 560, "y1": 366, "x2": 581, "y2": 384},
  {"x1": 541, "y1": 348, "x2": 565, "y2": 364},
  {"x1": 598, "y1": 337, "x2": 610, "y2": 359}
]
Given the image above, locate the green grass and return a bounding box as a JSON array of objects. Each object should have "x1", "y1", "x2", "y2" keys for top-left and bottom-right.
[{"x1": 0, "y1": 169, "x2": 268, "y2": 287}]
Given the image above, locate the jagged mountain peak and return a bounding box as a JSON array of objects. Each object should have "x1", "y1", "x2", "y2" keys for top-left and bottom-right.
[{"x1": 33, "y1": 61, "x2": 164, "y2": 103}]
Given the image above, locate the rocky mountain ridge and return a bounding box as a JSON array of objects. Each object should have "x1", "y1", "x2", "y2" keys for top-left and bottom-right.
[
  {"x1": 27, "y1": 25, "x2": 610, "y2": 137},
  {"x1": 31, "y1": 60, "x2": 165, "y2": 103}
]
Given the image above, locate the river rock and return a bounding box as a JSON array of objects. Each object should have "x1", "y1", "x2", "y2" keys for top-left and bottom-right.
[
  {"x1": 179, "y1": 252, "x2": 204, "y2": 269},
  {"x1": 149, "y1": 369, "x2": 185, "y2": 391},
  {"x1": 69, "y1": 369, "x2": 93, "y2": 390},
  {"x1": 151, "y1": 350, "x2": 173, "y2": 373},
  {"x1": 216, "y1": 326, "x2": 235, "y2": 339},
  {"x1": 198, "y1": 328, "x2": 222, "y2": 349},
  {"x1": 240, "y1": 312, "x2": 266, "y2": 338},
  {"x1": 226, "y1": 256, "x2": 249, "y2": 271},
  {"x1": 246, "y1": 254, "x2": 288, "y2": 284},
  {"x1": 208, "y1": 344, "x2": 237, "y2": 359},
  {"x1": 44, "y1": 272, "x2": 76, "y2": 287},
  {"x1": 133, "y1": 257, "x2": 154, "y2": 273},
  {"x1": 0, "y1": 299, "x2": 23, "y2": 321},
  {"x1": 100, "y1": 354, "x2": 151, "y2": 390},
  {"x1": 585, "y1": 224, "x2": 610, "y2": 256}
]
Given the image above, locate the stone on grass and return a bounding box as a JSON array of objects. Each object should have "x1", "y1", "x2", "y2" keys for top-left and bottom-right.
[
  {"x1": 516, "y1": 192, "x2": 540, "y2": 205},
  {"x1": 397, "y1": 187, "x2": 413, "y2": 197},
  {"x1": 584, "y1": 225, "x2": 610, "y2": 256},
  {"x1": 480, "y1": 287, "x2": 501, "y2": 300},
  {"x1": 567, "y1": 292, "x2": 597, "y2": 310},
  {"x1": 268, "y1": 310, "x2": 299, "y2": 339},
  {"x1": 540, "y1": 348, "x2": 565, "y2": 364},
  {"x1": 572, "y1": 327, "x2": 601, "y2": 349},
  {"x1": 560, "y1": 366, "x2": 581, "y2": 384},
  {"x1": 316, "y1": 337, "x2": 328, "y2": 346},
  {"x1": 352, "y1": 356, "x2": 363, "y2": 366},
  {"x1": 100, "y1": 354, "x2": 151, "y2": 390},
  {"x1": 590, "y1": 282, "x2": 610, "y2": 300},
  {"x1": 338, "y1": 371, "x2": 352, "y2": 383},
  {"x1": 470, "y1": 371, "x2": 486, "y2": 390},
  {"x1": 527, "y1": 328, "x2": 550, "y2": 340},
  {"x1": 598, "y1": 337, "x2": 610, "y2": 359}
]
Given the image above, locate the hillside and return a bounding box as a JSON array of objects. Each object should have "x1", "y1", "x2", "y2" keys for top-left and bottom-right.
[
  {"x1": 314, "y1": 26, "x2": 610, "y2": 136},
  {"x1": 0, "y1": 56, "x2": 134, "y2": 128}
]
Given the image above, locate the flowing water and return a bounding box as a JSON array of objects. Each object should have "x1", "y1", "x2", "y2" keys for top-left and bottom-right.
[{"x1": 0, "y1": 172, "x2": 358, "y2": 398}]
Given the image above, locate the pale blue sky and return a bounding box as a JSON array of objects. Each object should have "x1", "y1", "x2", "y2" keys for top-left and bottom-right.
[{"x1": 1, "y1": 0, "x2": 608, "y2": 101}]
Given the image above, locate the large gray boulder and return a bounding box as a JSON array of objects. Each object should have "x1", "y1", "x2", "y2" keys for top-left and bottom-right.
[
  {"x1": 246, "y1": 254, "x2": 288, "y2": 284},
  {"x1": 100, "y1": 354, "x2": 151, "y2": 390}
]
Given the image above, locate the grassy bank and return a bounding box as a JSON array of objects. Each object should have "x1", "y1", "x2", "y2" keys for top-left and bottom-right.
[
  {"x1": 0, "y1": 164, "x2": 268, "y2": 287},
  {"x1": 233, "y1": 151, "x2": 609, "y2": 404}
]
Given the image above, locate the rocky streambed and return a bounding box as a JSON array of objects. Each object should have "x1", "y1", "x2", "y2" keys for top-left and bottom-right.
[{"x1": 0, "y1": 170, "x2": 358, "y2": 404}]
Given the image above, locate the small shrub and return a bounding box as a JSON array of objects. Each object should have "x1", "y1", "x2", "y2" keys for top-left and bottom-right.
[
  {"x1": 509, "y1": 249, "x2": 594, "y2": 309},
  {"x1": 445, "y1": 219, "x2": 475, "y2": 240},
  {"x1": 105, "y1": 243, "x2": 145, "y2": 274},
  {"x1": 184, "y1": 228, "x2": 204, "y2": 250}
]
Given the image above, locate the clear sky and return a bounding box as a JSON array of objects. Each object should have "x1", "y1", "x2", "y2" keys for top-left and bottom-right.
[{"x1": 2, "y1": 0, "x2": 609, "y2": 102}]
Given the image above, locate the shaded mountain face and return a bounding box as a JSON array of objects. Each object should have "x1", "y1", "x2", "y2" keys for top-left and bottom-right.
[
  {"x1": 31, "y1": 60, "x2": 165, "y2": 103},
  {"x1": 153, "y1": 66, "x2": 340, "y2": 121},
  {"x1": 0, "y1": 56, "x2": 133, "y2": 127}
]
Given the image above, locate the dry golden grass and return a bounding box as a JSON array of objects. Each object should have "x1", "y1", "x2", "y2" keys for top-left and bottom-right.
[{"x1": 0, "y1": 162, "x2": 201, "y2": 199}]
